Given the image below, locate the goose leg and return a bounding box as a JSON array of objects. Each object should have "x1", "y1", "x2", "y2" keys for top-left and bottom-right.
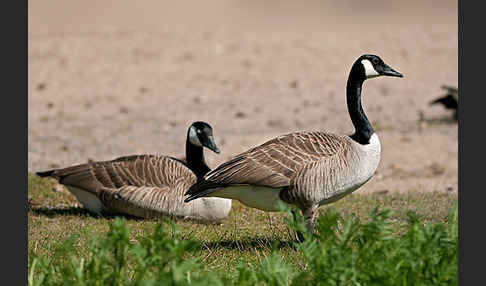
[
  {"x1": 294, "y1": 205, "x2": 318, "y2": 243},
  {"x1": 303, "y1": 205, "x2": 317, "y2": 233},
  {"x1": 296, "y1": 231, "x2": 305, "y2": 243},
  {"x1": 291, "y1": 210, "x2": 306, "y2": 243}
]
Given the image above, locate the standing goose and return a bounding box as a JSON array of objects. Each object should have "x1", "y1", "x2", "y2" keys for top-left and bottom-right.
[
  {"x1": 36, "y1": 121, "x2": 232, "y2": 221},
  {"x1": 185, "y1": 55, "x2": 403, "y2": 238}
]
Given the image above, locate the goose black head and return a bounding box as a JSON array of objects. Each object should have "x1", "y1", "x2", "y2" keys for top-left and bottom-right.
[
  {"x1": 353, "y1": 54, "x2": 404, "y2": 81},
  {"x1": 188, "y1": 121, "x2": 220, "y2": 153}
]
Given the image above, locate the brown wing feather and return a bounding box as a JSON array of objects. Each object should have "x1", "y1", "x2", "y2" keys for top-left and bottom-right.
[
  {"x1": 99, "y1": 157, "x2": 197, "y2": 218},
  {"x1": 186, "y1": 132, "x2": 350, "y2": 199},
  {"x1": 39, "y1": 155, "x2": 199, "y2": 218},
  {"x1": 38, "y1": 155, "x2": 191, "y2": 195}
]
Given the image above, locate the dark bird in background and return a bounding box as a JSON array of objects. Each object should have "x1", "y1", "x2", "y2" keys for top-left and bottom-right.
[{"x1": 430, "y1": 85, "x2": 458, "y2": 120}]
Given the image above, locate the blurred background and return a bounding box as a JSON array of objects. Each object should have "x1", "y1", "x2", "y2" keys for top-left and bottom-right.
[{"x1": 29, "y1": 0, "x2": 458, "y2": 194}]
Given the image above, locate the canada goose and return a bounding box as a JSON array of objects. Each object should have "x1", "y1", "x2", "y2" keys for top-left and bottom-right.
[
  {"x1": 430, "y1": 85, "x2": 458, "y2": 120},
  {"x1": 36, "y1": 121, "x2": 232, "y2": 221},
  {"x1": 185, "y1": 55, "x2": 403, "y2": 239}
]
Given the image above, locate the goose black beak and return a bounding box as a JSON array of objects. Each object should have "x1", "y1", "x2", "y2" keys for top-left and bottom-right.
[
  {"x1": 382, "y1": 65, "x2": 403, "y2": 78},
  {"x1": 206, "y1": 136, "x2": 220, "y2": 154}
]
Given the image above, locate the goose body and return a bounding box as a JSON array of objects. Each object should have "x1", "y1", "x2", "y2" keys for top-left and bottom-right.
[
  {"x1": 200, "y1": 132, "x2": 380, "y2": 212},
  {"x1": 185, "y1": 55, "x2": 402, "y2": 236},
  {"x1": 36, "y1": 122, "x2": 232, "y2": 222},
  {"x1": 430, "y1": 85, "x2": 458, "y2": 119}
]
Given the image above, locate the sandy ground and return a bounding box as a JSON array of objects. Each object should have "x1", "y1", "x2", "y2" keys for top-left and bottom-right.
[{"x1": 28, "y1": 1, "x2": 458, "y2": 195}]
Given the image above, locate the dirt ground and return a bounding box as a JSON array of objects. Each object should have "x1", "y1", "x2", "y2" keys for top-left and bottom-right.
[{"x1": 28, "y1": 1, "x2": 458, "y2": 195}]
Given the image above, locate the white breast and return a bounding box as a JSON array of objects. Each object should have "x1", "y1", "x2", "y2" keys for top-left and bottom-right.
[
  {"x1": 351, "y1": 133, "x2": 381, "y2": 183},
  {"x1": 357, "y1": 132, "x2": 381, "y2": 156},
  {"x1": 330, "y1": 133, "x2": 381, "y2": 201},
  {"x1": 309, "y1": 133, "x2": 380, "y2": 206}
]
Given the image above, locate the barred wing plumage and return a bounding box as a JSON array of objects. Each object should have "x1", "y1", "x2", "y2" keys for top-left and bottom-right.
[
  {"x1": 45, "y1": 155, "x2": 198, "y2": 218},
  {"x1": 186, "y1": 132, "x2": 350, "y2": 198}
]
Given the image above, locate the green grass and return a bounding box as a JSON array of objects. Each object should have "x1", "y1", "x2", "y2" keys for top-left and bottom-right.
[{"x1": 28, "y1": 172, "x2": 458, "y2": 285}]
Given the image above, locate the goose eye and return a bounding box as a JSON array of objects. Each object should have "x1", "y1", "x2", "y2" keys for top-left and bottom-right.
[
  {"x1": 197, "y1": 129, "x2": 202, "y2": 134},
  {"x1": 372, "y1": 58, "x2": 379, "y2": 65}
]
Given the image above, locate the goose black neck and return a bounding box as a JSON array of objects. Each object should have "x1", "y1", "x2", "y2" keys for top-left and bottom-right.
[
  {"x1": 186, "y1": 139, "x2": 210, "y2": 178},
  {"x1": 346, "y1": 66, "x2": 375, "y2": 145}
]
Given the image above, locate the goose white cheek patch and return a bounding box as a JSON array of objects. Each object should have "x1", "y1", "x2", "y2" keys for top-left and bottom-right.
[
  {"x1": 361, "y1": 59, "x2": 380, "y2": 78},
  {"x1": 189, "y1": 126, "x2": 203, "y2": 147}
]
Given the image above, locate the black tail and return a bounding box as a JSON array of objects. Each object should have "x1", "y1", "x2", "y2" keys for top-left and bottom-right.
[
  {"x1": 184, "y1": 180, "x2": 224, "y2": 203},
  {"x1": 36, "y1": 170, "x2": 56, "y2": 178},
  {"x1": 184, "y1": 189, "x2": 215, "y2": 203}
]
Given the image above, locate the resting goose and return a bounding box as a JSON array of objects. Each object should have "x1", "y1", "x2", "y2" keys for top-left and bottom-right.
[
  {"x1": 185, "y1": 55, "x2": 403, "y2": 238},
  {"x1": 36, "y1": 121, "x2": 232, "y2": 221}
]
